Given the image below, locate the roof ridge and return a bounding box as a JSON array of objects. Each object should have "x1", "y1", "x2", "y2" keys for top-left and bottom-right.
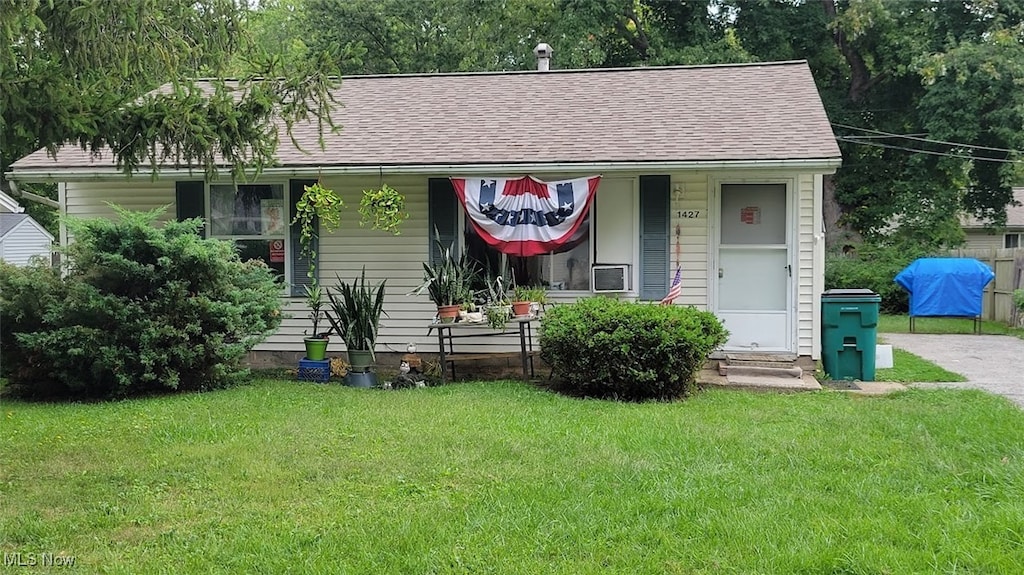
[{"x1": 185, "y1": 59, "x2": 810, "y2": 83}]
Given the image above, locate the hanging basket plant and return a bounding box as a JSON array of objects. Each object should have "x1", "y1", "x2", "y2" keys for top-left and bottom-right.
[
  {"x1": 359, "y1": 183, "x2": 408, "y2": 235},
  {"x1": 291, "y1": 181, "x2": 344, "y2": 281}
]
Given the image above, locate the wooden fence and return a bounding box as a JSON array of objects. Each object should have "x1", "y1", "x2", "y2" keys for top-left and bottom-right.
[{"x1": 951, "y1": 247, "x2": 1024, "y2": 326}]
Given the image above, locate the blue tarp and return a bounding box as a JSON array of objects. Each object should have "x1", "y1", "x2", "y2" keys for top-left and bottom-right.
[{"x1": 894, "y1": 258, "x2": 994, "y2": 317}]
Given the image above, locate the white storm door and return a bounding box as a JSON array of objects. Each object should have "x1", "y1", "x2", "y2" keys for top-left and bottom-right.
[{"x1": 716, "y1": 183, "x2": 792, "y2": 352}]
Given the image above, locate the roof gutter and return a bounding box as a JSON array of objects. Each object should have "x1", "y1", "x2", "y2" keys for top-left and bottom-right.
[
  {"x1": 6, "y1": 158, "x2": 842, "y2": 183},
  {"x1": 6, "y1": 179, "x2": 60, "y2": 209}
]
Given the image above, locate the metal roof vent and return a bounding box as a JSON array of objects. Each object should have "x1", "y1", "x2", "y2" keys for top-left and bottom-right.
[{"x1": 533, "y1": 43, "x2": 553, "y2": 71}]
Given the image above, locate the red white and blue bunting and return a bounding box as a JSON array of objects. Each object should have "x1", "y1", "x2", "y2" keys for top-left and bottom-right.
[{"x1": 450, "y1": 175, "x2": 601, "y2": 257}]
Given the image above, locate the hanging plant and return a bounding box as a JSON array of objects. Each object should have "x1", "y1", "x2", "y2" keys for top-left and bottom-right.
[
  {"x1": 291, "y1": 181, "x2": 344, "y2": 281},
  {"x1": 359, "y1": 183, "x2": 408, "y2": 235}
]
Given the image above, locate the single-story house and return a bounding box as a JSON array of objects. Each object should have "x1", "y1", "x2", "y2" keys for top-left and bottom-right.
[
  {"x1": 0, "y1": 213, "x2": 54, "y2": 266},
  {"x1": 0, "y1": 191, "x2": 54, "y2": 266},
  {"x1": 6, "y1": 58, "x2": 841, "y2": 367},
  {"x1": 961, "y1": 187, "x2": 1024, "y2": 250}
]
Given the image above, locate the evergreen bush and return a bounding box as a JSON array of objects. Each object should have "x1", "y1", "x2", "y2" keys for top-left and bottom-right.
[
  {"x1": 539, "y1": 297, "x2": 727, "y2": 401},
  {"x1": 825, "y1": 242, "x2": 932, "y2": 313},
  {"x1": 0, "y1": 206, "x2": 282, "y2": 398}
]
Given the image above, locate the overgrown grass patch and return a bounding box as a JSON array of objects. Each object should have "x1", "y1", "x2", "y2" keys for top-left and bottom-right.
[
  {"x1": 880, "y1": 313, "x2": 1024, "y2": 338},
  {"x1": 2, "y1": 380, "x2": 1024, "y2": 573}
]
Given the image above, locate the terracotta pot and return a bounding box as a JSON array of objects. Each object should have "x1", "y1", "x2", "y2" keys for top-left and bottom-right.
[
  {"x1": 437, "y1": 304, "x2": 461, "y2": 323},
  {"x1": 512, "y1": 301, "x2": 532, "y2": 317}
]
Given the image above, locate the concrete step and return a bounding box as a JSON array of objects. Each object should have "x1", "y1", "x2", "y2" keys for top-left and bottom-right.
[{"x1": 718, "y1": 364, "x2": 804, "y2": 378}]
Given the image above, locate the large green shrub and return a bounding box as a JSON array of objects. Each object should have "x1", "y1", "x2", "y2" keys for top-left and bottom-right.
[
  {"x1": 0, "y1": 206, "x2": 282, "y2": 398},
  {"x1": 539, "y1": 297, "x2": 727, "y2": 401},
  {"x1": 825, "y1": 242, "x2": 933, "y2": 313}
]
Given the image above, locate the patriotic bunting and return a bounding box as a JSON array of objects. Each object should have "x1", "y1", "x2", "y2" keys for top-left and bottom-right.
[{"x1": 450, "y1": 175, "x2": 601, "y2": 257}]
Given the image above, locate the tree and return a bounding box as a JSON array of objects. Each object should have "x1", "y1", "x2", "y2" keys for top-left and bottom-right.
[{"x1": 1, "y1": 0, "x2": 340, "y2": 199}]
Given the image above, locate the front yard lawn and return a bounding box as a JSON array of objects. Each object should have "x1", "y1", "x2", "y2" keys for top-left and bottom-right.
[{"x1": 2, "y1": 380, "x2": 1023, "y2": 573}]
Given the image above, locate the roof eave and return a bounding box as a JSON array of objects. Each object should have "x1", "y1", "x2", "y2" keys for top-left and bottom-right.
[{"x1": 7, "y1": 157, "x2": 843, "y2": 183}]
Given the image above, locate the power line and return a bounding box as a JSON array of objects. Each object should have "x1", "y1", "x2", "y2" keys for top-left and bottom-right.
[
  {"x1": 835, "y1": 136, "x2": 1024, "y2": 164},
  {"x1": 832, "y1": 122, "x2": 1024, "y2": 155}
]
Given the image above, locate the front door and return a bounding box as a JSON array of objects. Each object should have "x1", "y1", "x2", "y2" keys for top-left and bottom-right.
[{"x1": 715, "y1": 183, "x2": 792, "y2": 351}]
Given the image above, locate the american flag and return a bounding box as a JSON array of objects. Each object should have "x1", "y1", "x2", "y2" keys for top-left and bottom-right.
[{"x1": 660, "y1": 266, "x2": 682, "y2": 305}]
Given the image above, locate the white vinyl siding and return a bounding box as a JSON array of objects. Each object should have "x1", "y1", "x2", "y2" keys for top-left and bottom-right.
[
  {"x1": 797, "y1": 173, "x2": 817, "y2": 359},
  {"x1": 963, "y1": 230, "x2": 1010, "y2": 251},
  {"x1": 0, "y1": 218, "x2": 53, "y2": 266},
  {"x1": 62, "y1": 180, "x2": 175, "y2": 246},
  {"x1": 668, "y1": 173, "x2": 710, "y2": 308},
  {"x1": 57, "y1": 168, "x2": 829, "y2": 361}
]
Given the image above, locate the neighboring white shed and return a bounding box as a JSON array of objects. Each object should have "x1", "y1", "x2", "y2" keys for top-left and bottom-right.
[{"x1": 0, "y1": 213, "x2": 54, "y2": 266}]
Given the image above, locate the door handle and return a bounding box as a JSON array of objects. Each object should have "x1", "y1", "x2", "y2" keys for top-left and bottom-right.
[
  {"x1": 785, "y1": 264, "x2": 791, "y2": 277},
  {"x1": 719, "y1": 268, "x2": 724, "y2": 278}
]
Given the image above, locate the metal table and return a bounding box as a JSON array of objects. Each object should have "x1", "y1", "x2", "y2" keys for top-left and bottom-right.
[{"x1": 427, "y1": 316, "x2": 537, "y2": 382}]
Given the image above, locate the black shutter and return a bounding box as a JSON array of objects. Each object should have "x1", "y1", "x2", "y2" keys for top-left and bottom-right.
[
  {"x1": 639, "y1": 175, "x2": 670, "y2": 300},
  {"x1": 175, "y1": 181, "x2": 206, "y2": 238},
  {"x1": 428, "y1": 178, "x2": 458, "y2": 264},
  {"x1": 289, "y1": 179, "x2": 318, "y2": 296}
]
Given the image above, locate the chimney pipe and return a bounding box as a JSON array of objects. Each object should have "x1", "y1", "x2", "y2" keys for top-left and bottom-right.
[{"x1": 533, "y1": 42, "x2": 552, "y2": 71}]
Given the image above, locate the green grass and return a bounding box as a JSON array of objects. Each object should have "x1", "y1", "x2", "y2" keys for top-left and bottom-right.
[
  {"x1": 874, "y1": 348, "x2": 967, "y2": 383},
  {"x1": 3, "y1": 380, "x2": 1024, "y2": 573},
  {"x1": 879, "y1": 313, "x2": 1024, "y2": 337}
]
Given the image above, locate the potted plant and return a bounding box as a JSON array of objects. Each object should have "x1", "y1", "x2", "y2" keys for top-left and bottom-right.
[
  {"x1": 292, "y1": 181, "x2": 345, "y2": 282},
  {"x1": 325, "y1": 267, "x2": 387, "y2": 384},
  {"x1": 411, "y1": 236, "x2": 476, "y2": 323},
  {"x1": 302, "y1": 284, "x2": 329, "y2": 360},
  {"x1": 359, "y1": 184, "x2": 408, "y2": 234},
  {"x1": 292, "y1": 181, "x2": 407, "y2": 361},
  {"x1": 513, "y1": 285, "x2": 547, "y2": 317},
  {"x1": 484, "y1": 275, "x2": 513, "y2": 330}
]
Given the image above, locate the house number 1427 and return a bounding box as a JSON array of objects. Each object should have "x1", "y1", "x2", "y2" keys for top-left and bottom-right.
[{"x1": 676, "y1": 210, "x2": 701, "y2": 219}]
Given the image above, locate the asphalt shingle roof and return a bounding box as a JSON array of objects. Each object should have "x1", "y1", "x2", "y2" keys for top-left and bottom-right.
[
  {"x1": 11, "y1": 60, "x2": 840, "y2": 172},
  {"x1": 0, "y1": 213, "x2": 29, "y2": 237}
]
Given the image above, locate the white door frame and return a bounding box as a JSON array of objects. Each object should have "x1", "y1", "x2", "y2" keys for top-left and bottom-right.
[{"x1": 709, "y1": 176, "x2": 798, "y2": 353}]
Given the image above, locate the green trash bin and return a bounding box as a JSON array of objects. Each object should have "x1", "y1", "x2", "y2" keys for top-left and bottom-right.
[{"x1": 821, "y1": 289, "x2": 881, "y2": 381}]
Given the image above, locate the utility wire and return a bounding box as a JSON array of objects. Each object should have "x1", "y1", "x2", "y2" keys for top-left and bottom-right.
[
  {"x1": 832, "y1": 122, "x2": 1024, "y2": 155},
  {"x1": 835, "y1": 136, "x2": 1024, "y2": 164}
]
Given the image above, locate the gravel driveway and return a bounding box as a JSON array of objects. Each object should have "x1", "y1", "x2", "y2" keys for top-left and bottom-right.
[{"x1": 880, "y1": 332, "x2": 1024, "y2": 408}]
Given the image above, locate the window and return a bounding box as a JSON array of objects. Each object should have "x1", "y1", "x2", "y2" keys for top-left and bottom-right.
[
  {"x1": 463, "y1": 214, "x2": 591, "y2": 291},
  {"x1": 209, "y1": 183, "x2": 288, "y2": 282},
  {"x1": 1005, "y1": 233, "x2": 1021, "y2": 249}
]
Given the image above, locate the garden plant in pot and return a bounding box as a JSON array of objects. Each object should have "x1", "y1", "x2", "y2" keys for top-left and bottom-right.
[
  {"x1": 412, "y1": 236, "x2": 476, "y2": 323},
  {"x1": 302, "y1": 284, "x2": 329, "y2": 360},
  {"x1": 292, "y1": 180, "x2": 408, "y2": 363},
  {"x1": 292, "y1": 181, "x2": 344, "y2": 361},
  {"x1": 513, "y1": 285, "x2": 547, "y2": 318},
  {"x1": 325, "y1": 267, "x2": 387, "y2": 387},
  {"x1": 484, "y1": 275, "x2": 513, "y2": 330}
]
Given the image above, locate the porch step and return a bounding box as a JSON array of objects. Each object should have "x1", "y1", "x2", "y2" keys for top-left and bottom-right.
[{"x1": 718, "y1": 353, "x2": 803, "y2": 379}]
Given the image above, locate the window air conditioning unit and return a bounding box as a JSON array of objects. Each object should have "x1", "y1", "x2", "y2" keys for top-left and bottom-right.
[{"x1": 592, "y1": 264, "x2": 630, "y2": 293}]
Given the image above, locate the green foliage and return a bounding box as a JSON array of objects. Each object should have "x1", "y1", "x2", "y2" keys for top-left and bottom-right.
[
  {"x1": 411, "y1": 234, "x2": 478, "y2": 307},
  {"x1": 358, "y1": 183, "x2": 408, "y2": 234},
  {"x1": 291, "y1": 181, "x2": 343, "y2": 283},
  {"x1": 0, "y1": 260, "x2": 68, "y2": 381},
  {"x1": 325, "y1": 267, "x2": 387, "y2": 353},
  {"x1": 303, "y1": 284, "x2": 327, "y2": 338},
  {"x1": 513, "y1": 285, "x2": 546, "y2": 304},
  {"x1": 825, "y1": 242, "x2": 933, "y2": 313},
  {"x1": 1, "y1": 0, "x2": 340, "y2": 184},
  {"x1": 1014, "y1": 289, "x2": 1024, "y2": 313},
  {"x1": 540, "y1": 297, "x2": 727, "y2": 401},
  {"x1": 0, "y1": 206, "x2": 282, "y2": 398}
]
